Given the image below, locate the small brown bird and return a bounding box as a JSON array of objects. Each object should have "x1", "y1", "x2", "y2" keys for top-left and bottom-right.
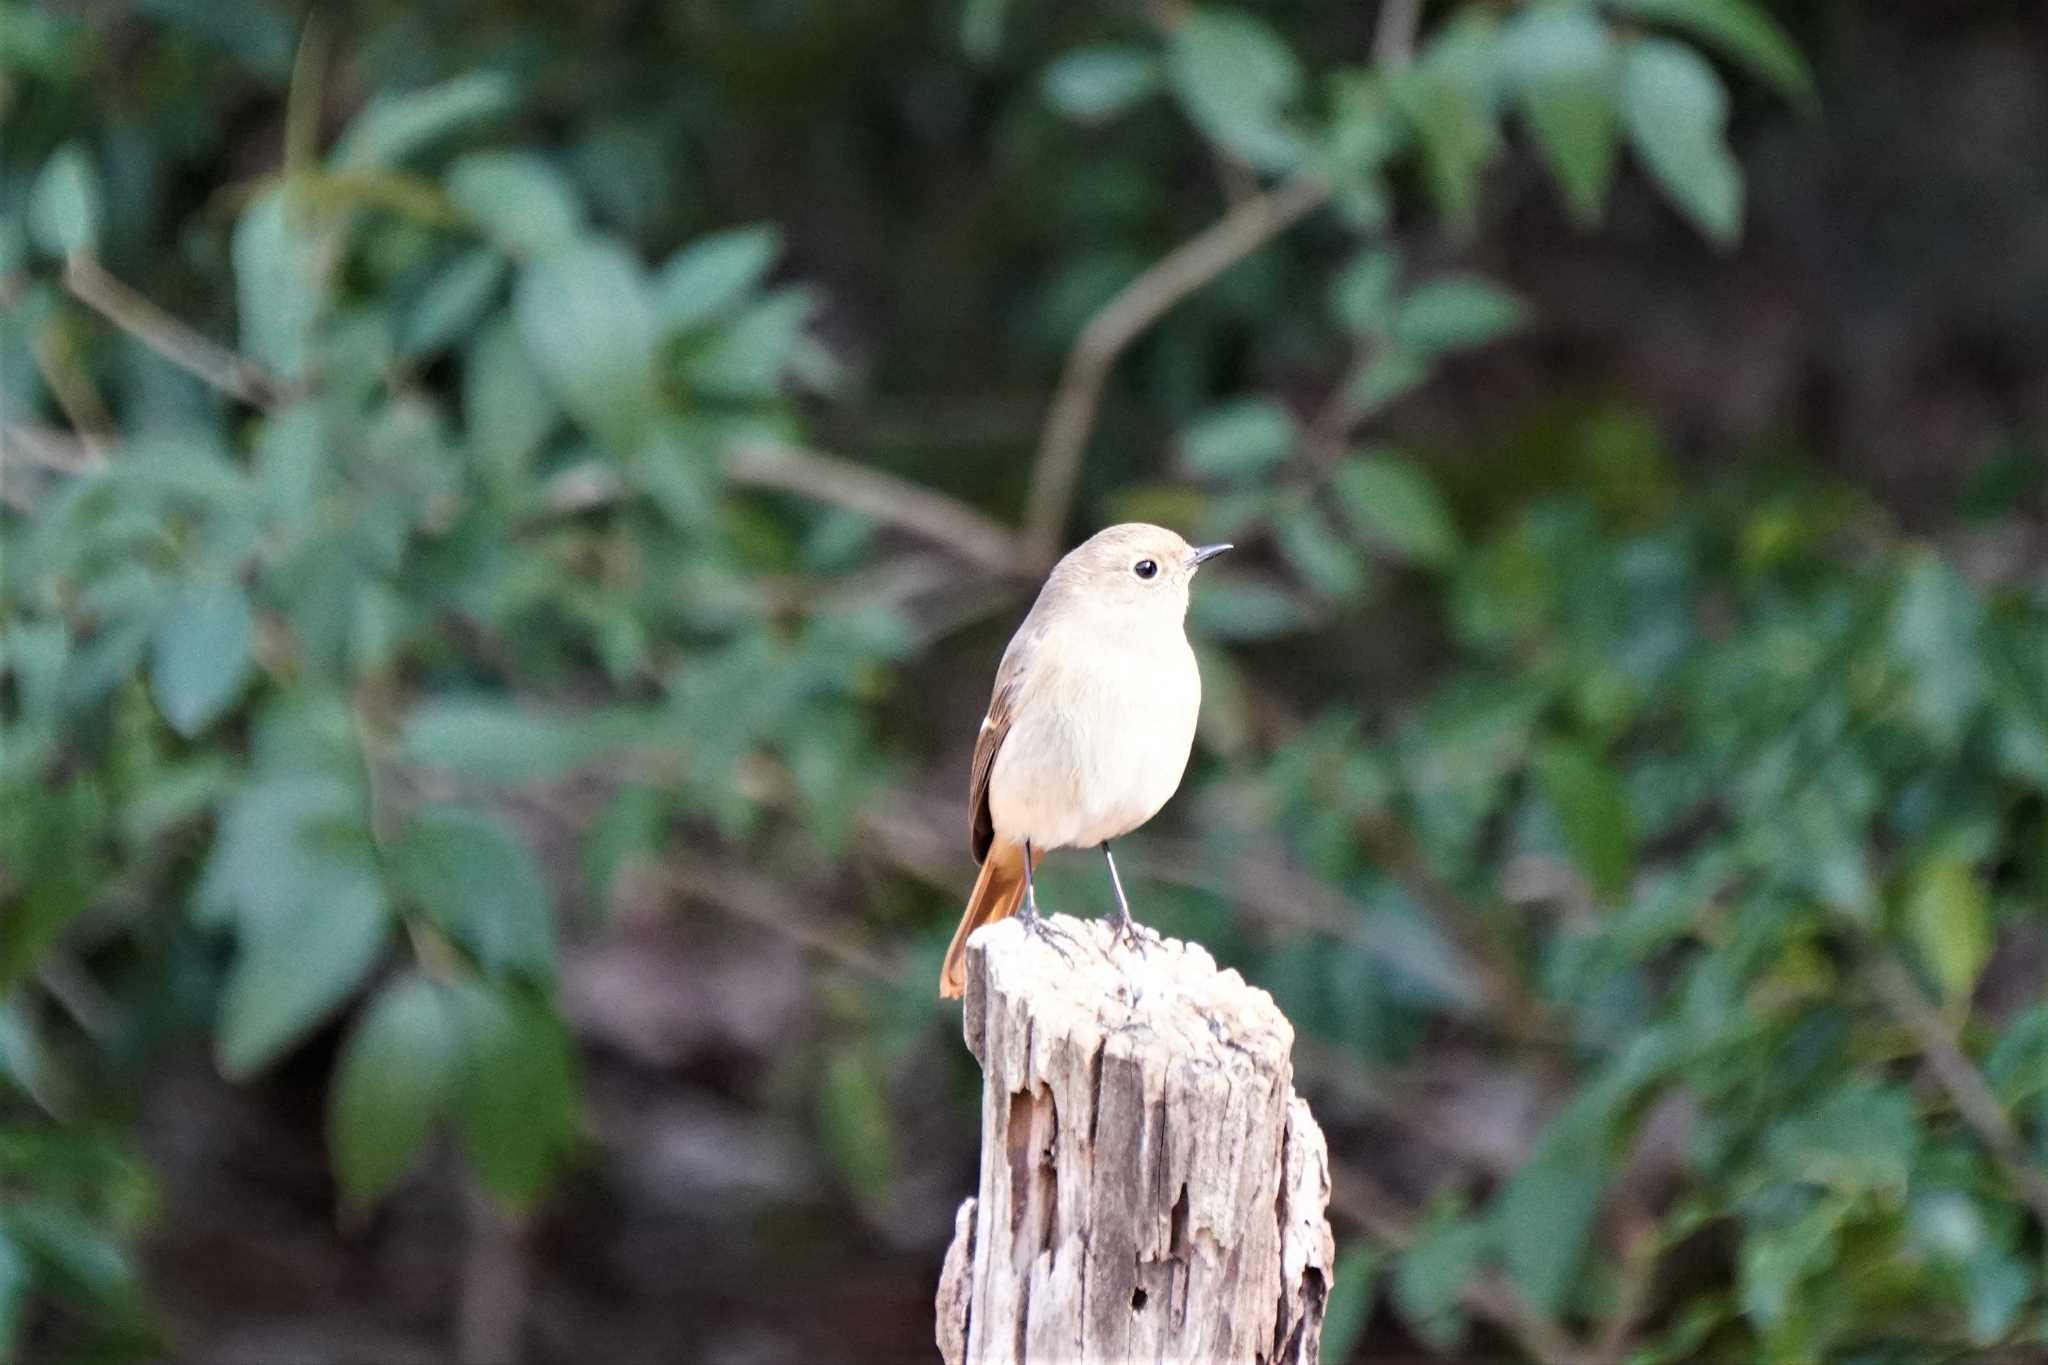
[{"x1": 938, "y1": 523, "x2": 1230, "y2": 998}]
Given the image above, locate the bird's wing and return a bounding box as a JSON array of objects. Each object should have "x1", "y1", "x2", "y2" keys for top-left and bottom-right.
[{"x1": 968, "y1": 621, "x2": 1038, "y2": 865}]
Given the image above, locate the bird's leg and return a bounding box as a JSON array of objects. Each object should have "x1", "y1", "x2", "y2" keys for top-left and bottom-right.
[
  {"x1": 1015, "y1": 840, "x2": 1078, "y2": 964},
  {"x1": 1102, "y1": 842, "x2": 1158, "y2": 955}
]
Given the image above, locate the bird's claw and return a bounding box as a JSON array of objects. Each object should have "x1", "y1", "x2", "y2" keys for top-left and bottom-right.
[
  {"x1": 1018, "y1": 902, "x2": 1079, "y2": 967},
  {"x1": 1108, "y1": 911, "x2": 1160, "y2": 958}
]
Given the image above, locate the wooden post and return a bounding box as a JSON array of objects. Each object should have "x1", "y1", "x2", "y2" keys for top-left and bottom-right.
[{"x1": 936, "y1": 915, "x2": 1334, "y2": 1364}]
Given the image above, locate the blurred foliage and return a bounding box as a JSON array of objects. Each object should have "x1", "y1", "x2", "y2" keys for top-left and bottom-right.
[{"x1": 2, "y1": 0, "x2": 2045, "y2": 1361}]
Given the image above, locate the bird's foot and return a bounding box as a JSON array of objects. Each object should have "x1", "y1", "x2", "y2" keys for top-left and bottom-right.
[
  {"x1": 1107, "y1": 907, "x2": 1161, "y2": 958},
  {"x1": 1017, "y1": 899, "x2": 1079, "y2": 966}
]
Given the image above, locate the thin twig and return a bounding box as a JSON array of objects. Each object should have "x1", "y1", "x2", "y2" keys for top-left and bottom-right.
[
  {"x1": 530, "y1": 439, "x2": 1030, "y2": 578},
  {"x1": 727, "y1": 439, "x2": 1028, "y2": 577},
  {"x1": 29, "y1": 326, "x2": 113, "y2": 462},
  {"x1": 1021, "y1": 174, "x2": 1330, "y2": 565},
  {"x1": 1590, "y1": 1216, "x2": 1660, "y2": 1365},
  {"x1": 669, "y1": 858, "x2": 904, "y2": 985},
  {"x1": 36, "y1": 951, "x2": 119, "y2": 1042},
  {"x1": 456, "y1": 1182, "x2": 531, "y2": 1365},
  {"x1": 1301, "y1": 339, "x2": 1372, "y2": 467},
  {"x1": 1868, "y1": 951, "x2": 2048, "y2": 1225},
  {"x1": 1373, "y1": 0, "x2": 1425, "y2": 70},
  {"x1": 3, "y1": 423, "x2": 107, "y2": 475},
  {"x1": 62, "y1": 253, "x2": 282, "y2": 408}
]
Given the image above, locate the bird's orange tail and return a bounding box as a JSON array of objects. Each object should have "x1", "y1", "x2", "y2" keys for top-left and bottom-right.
[{"x1": 939, "y1": 839, "x2": 1041, "y2": 999}]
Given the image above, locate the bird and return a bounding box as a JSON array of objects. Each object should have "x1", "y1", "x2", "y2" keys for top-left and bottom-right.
[{"x1": 938, "y1": 523, "x2": 1230, "y2": 998}]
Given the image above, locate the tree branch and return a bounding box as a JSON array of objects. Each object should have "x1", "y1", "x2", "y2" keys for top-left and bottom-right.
[
  {"x1": 670, "y1": 855, "x2": 903, "y2": 985},
  {"x1": 63, "y1": 253, "x2": 283, "y2": 409},
  {"x1": 29, "y1": 325, "x2": 113, "y2": 463},
  {"x1": 727, "y1": 439, "x2": 1029, "y2": 577},
  {"x1": 1021, "y1": 173, "x2": 1329, "y2": 565},
  {"x1": 455, "y1": 1183, "x2": 531, "y2": 1365},
  {"x1": 1868, "y1": 951, "x2": 2048, "y2": 1226},
  {"x1": 532, "y1": 438, "x2": 1030, "y2": 576},
  {"x1": 1373, "y1": 0, "x2": 1425, "y2": 70}
]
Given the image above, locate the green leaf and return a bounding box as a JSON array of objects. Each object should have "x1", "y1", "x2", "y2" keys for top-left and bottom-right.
[
  {"x1": 1533, "y1": 740, "x2": 1638, "y2": 896},
  {"x1": 1901, "y1": 852, "x2": 1991, "y2": 1007},
  {"x1": 232, "y1": 187, "x2": 322, "y2": 379},
  {"x1": 1330, "y1": 247, "x2": 1399, "y2": 335},
  {"x1": 149, "y1": 580, "x2": 255, "y2": 737},
  {"x1": 819, "y1": 1045, "x2": 895, "y2": 1201},
  {"x1": 628, "y1": 420, "x2": 719, "y2": 532},
  {"x1": 654, "y1": 225, "x2": 782, "y2": 333},
  {"x1": 1494, "y1": 1091, "x2": 1613, "y2": 1314},
  {"x1": 329, "y1": 973, "x2": 458, "y2": 1212},
  {"x1": 1984, "y1": 1004, "x2": 2048, "y2": 1108},
  {"x1": 1392, "y1": 1213, "x2": 1483, "y2": 1352},
  {"x1": 464, "y1": 315, "x2": 557, "y2": 498},
  {"x1": 1738, "y1": 1196, "x2": 1846, "y2": 1329},
  {"x1": 117, "y1": 756, "x2": 236, "y2": 845},
  {"x1": 1763, "y1": 1079, "x2": 1919, "y2": 1198},
  {"x1": 1620, "y1": 38, "x2": 1744, "y2": 248},
  {"x1": 3, "y1": 620, "x2": 69, "y2": 730},
  {"x1": 514, "y1": 238, "x2": 658, "y2": 447},
  {"x1": 1504, "y1": 4, "x2": 1620, "y2": 226},
  {"x1": 254, "y1": 402, "x2": 327, "y2": 525},
  {"x1": 396, "y1": 249, "x2": 506, "y2": 360},
  {"x1": 139, "y1": 0, "x2": 295, "y2": 75},
  {"x1": 1188, "y1": 573, "x2": 1311, "y2": 641},
  {"x1": 1890, "y1": 552, "x2": 1984, "y2": 750},
  {"x1": 446, "y1": 150, "x2": 583, "y2": 257},
  {"x1": 0, "y1": 780, "x2": 101, "y2": 987},
  {"x1": 1393, "y1": 275, "x2": 1529, "y2": 354},
  {"x1": 1041, "y1": 46, "x2": 1161, "y2": 124},
  {"x1": 0, "y1": 1231, "x2": 27, "y2": 1353},
  {"x1": 1179, "y1": 398, "x2": 1299, "y2": 478},
  {"x1": 216, "y1": 854, "x2": 389, "y2": 1078},
  {"x1": 1, "y1": 1200, "x2": 131, "y2": 1309},
  {"x1": 402, "y1": 699, "x2": 660, "y2": 782},
  {"x1": 583, "y1": 784, "x2": 669, "y2": 912},
  {"x1": 1347, "y1": 347, "x2": 1434, "y2": 413},
  {"x1": 195, "y1": 773, "x2": 359, "y2": 929},
  {"x1": 680, "y1": 287, "x2": 813, "y2": 400},
  {"x1": 27, "y1": 142, "x2": 101, "y2": 256},
  {"x1": 1167, "y1": 6, "x2": 1305, "y2": 172},
  {"x1": 391, "y1": 805, "x2": 555, "y2": 978},
  {"x1": 334, "y1": 70, "x2": 517, "y2": 169},
  {"x1": 1962, "y1": 1251, "x2": 2029, "y2": 1346},
  {"x1": 1323, "y1": 77, "x2": 1396, "y2": 229},
  {"x1": 1390, "y1": 18, "x2": 1502, "y2": 236},
  {"x1": 1607, "y1": 0, "x2": 1814, "y2": 106},
  {"x1": 1277, "y1": 503, "x2": 1368, "y2": 601},
  {"x1": 1332, "y1": 453, "x2": 1460, "y2": 567},
  {"x1": 453, "y1": 983, "x2": 577, "y2": 1209}
]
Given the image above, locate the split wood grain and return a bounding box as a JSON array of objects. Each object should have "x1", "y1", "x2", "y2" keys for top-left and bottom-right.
[{"x1": 936, "y1": 914, "x2": 1334, "y2": 1364}]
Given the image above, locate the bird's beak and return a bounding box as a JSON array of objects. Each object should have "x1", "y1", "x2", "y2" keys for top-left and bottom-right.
[{"x1": 1188, "y1": 543, "x2": 1233, "y2": 569}]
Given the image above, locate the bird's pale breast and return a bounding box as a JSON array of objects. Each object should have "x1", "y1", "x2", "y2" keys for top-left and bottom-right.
[{"x1": 985, "y1": 617, "x2": 1200, "y2": 851}]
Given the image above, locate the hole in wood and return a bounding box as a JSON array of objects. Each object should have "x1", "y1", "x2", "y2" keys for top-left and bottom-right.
[{"x1": 1130, "y1": 1288, "x2": 1148, "y2": 1312}]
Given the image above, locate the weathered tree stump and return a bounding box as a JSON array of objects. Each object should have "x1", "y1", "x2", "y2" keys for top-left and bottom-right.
[{"x1": 936, "y1": 914, "x2": 1334, "y2": 1364}]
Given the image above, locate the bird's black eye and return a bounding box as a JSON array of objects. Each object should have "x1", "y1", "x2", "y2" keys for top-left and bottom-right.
[{"x1": 1133, "y1": 558, "x2": 1159, "y2": 580}]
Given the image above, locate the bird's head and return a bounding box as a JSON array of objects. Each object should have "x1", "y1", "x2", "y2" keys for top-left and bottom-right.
[{"x1": 1042, "y1": 523, "x2": 1231, "y2": 622}]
